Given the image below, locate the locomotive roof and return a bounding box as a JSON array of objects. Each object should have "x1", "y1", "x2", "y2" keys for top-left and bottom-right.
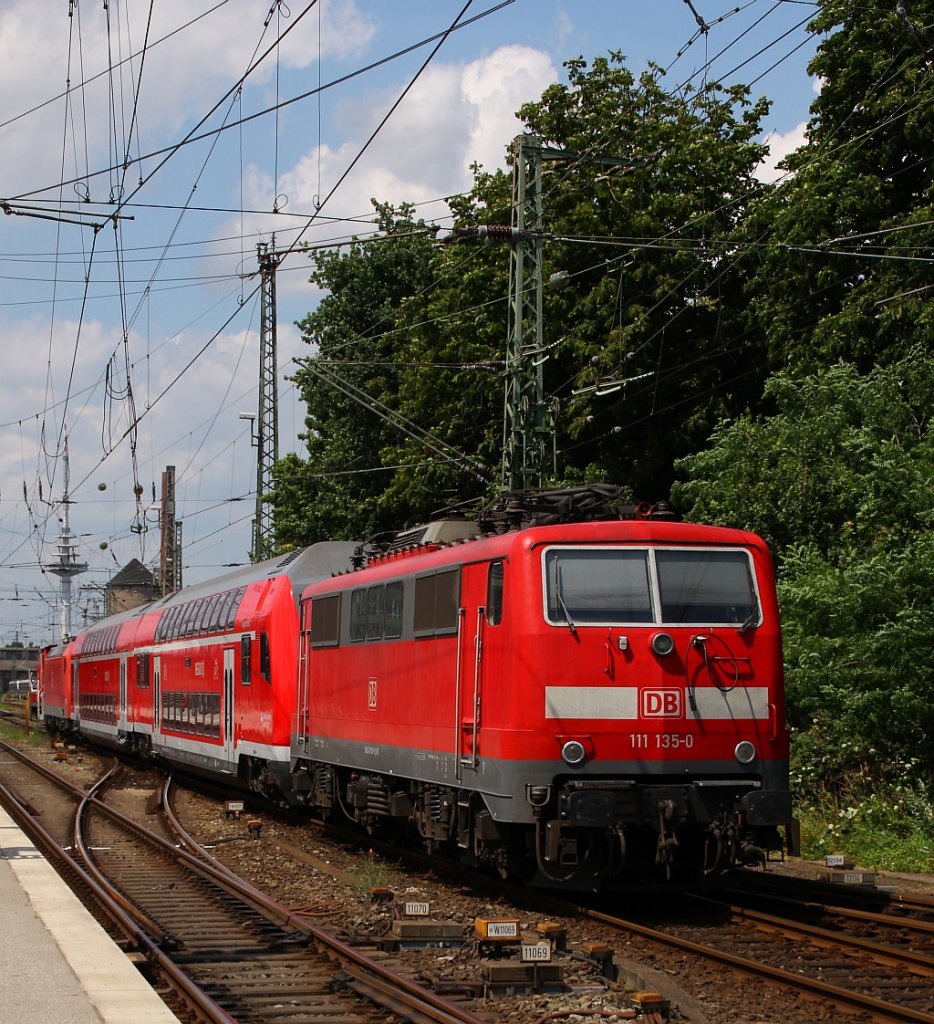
[{"x1": 314, "y1": 515, "x2": 770, "y2": 589}]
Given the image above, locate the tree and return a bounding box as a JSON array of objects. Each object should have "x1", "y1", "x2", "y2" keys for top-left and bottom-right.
[
  {"x1": 272, "y1": 202, "x2": 439, "y2": 544},
  {"x1": 275, "y1": 53, "x2": 777, "y2": 541},
  {"x1": 508, "y1": 54, "x2": 773, "y2": 498},
  {"x1": 744, "y1": 0, "x2": 934, "y2": 374},
  {"x1": 674, "y1": 348, "x2": 934, "y2": 781}
]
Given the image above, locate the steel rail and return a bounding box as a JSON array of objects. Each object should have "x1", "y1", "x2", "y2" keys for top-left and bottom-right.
[
  {"x1": 581, "y1": 904, "x2": 934, "y2": 1024},
  {"x1": 0, "y1": 740, "x2": 486, "y2": 1024},
  {"x1": 159, "y1": 777, "x2": 488, "y2": 1024},
  {"x1": 686, "y1": 893, "x2": 934, "y2": 977}
]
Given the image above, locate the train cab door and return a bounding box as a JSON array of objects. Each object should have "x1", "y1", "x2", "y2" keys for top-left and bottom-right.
[
  {"x1": 153, "y1": 655, "x2": 162, "y2": 732},
  {"x1": 456, "y1": 562, "x2": 489, "y2": 777},
  {"x1": 222, "y1": 646, "x2": 235, "y2": 765}
]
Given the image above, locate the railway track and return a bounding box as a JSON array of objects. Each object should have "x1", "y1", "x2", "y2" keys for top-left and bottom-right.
[
  {"x1": 0, "y1": 738, "x2": 488, "y2": 1024},
  {"x1": 5, "y1": 732, "x2": 934, "y2": 1024},
  {"x1": 576, "y1": 892, "x2": 934, "y2": 1024},
  {"x1": 715, "y1": 877, "x2": 934, "y2": 954}
]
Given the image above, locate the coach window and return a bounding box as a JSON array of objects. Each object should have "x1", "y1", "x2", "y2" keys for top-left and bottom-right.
[
  {"x1": 137, "y1": 652, "x2": 150, "y2": 689},
  {"x1": 241, "y1": 634, "x2": 252, "y2": 684},
  {"x1": 310, "y1": 594, "x2": 341, "y2": 647},
  {"x1": 366, "y1": 586, "x2": 384, "y2": 640},
  {"x1": 487, "y1": 561, "x2": 504, "y2": 626},
  {"x1": 350, "y1": 589, "x2": 367, "y2": 642},
  {"x1": 259, "y1": 633, "x2": 271, "y2": 682},
  {"x1": 228, "y1": 587, "x2": 247, "y2": 630},
  {"x1": 204, "y1": 592, "x2": 222, "y2": 632},
  {"x1": 215, "y1": 590, "x2": 234, "y2": 632},
  {"x1": 384, "y1": 581, "x2": 403, "y2": 638}
]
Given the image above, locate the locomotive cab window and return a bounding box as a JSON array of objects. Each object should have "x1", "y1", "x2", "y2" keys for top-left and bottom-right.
[
  {"x1": 655, "y1": 549, "x2": 759, "y2": 625},
  {"x1": 544, "y1": 548, "x2": 653, "y2": 625},
  {"x1": 542, "y1": 545, "x2": 760, "y2": 627}
]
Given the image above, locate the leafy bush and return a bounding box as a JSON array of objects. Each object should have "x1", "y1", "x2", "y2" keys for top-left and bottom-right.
[{"x1": 790, "y1": 725, "x2": 934, "y2": 873}]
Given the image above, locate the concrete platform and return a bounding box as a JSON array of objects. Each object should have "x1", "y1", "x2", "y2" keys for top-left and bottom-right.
[{"x1": 0, "y1": 805, "x2": 180, "y2": 1023}]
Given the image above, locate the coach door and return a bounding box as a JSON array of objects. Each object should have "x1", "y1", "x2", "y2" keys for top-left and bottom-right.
[
  {"x1": 222, "y1": 647, "x2": 235, "y2": 763},
  {"x1": 456, "y1": 562, "x2": 489, "y2": 777},
  {"x1": 71, "y1": 661, "x2": 79, "y2": 723},
  {"x1": 153, "y1": 656, "x2": 161, "y2": 731},
  {"x1": 118, "y1": 658, "x2": 127, "y2": 732}
]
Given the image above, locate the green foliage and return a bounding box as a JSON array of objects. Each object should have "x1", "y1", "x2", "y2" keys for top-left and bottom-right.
[
  {"x1": 514, "y1": 53, "x2": 773, "y2": 497},
  {"x1": 791, "y1": 731, "x2": 934, "y2": 873},
  {"x1": 743, "y1": 0, "x2": 934, "y2": 373},
  {"x1": 275, "y1": 52, "x2": 777, "y2": 546},
  {"x1": 673, "y1": 350, "x2": 934, "y2": 554},
  {"x1": 676, "y1": 350, "x2": 934, "y2": 788}
]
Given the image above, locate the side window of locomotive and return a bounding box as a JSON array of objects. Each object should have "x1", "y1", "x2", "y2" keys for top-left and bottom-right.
[
  {"x1": 414, "y1": 568, "x2": 460, "y2": 636},
  {"x1": 365, "y1": 586, "x2": 384, "y2": 640},
  {"x1": 543, "y1": 549, "x2": 653, "y2": 625},
  {"x1": 486, "y1": 561, "x2": 504, "y2": 626},
  {"x1": 241, "y1": 634, "x2": 252, "y2": 684},
  {"x1": 350, "y1": 589, "x2": 367, "y2": 642},
  {"x1": 655, "y1": 549, "x2": 758, "y2": 625},
  {"x1": 310, "y1": 594, "x2": 341, "y2": 647},
  {"x1": 384, "y1": 581, "x2": 403, "y2": 638}
]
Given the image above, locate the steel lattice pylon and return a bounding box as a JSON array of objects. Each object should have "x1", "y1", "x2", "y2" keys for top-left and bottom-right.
[
  {"x1": 501, "y1": 134, "x2": 562, "y2": 492},
  {"x1": 253, "y1": 240, "x2": 280, "y2": 562}
]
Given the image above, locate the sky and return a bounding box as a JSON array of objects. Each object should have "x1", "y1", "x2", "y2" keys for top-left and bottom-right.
[{"x1": 0, "y1": 0, "x2": 823, "y2": 647}]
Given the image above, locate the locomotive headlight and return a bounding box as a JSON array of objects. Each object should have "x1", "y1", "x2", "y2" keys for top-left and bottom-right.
[
  {"x1": 651, "y1": 632, "x2": 675, "y2": 656},
  {"x1": 561, "y1": 740, "x2": 587, "y2": 766},
  {"x1": 735, "y1": 740, "x2": 757, "y2": 764}
]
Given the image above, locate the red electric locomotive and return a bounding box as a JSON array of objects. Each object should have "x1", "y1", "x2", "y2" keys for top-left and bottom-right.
[
  {"x1": 41, "y1": 542, "x2": 356, "y2": 794},
  {"x1": 291, "y1": 490, "x2": 794, "y2": 888}
]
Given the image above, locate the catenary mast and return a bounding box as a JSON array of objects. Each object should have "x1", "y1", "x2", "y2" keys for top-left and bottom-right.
[{"x1": 43, "y1": 438, "x2": 88, "y2": 640}]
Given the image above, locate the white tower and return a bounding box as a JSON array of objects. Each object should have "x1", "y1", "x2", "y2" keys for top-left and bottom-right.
[{"x1": 44, "y1": 439, "x2": 88, "y2": 640}]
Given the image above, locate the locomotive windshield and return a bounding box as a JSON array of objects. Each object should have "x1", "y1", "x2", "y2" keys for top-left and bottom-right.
[{"x1": 543, "y1": 547, "x2": 759, "y2": 626}]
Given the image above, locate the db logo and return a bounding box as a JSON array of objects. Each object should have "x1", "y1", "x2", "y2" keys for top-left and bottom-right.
[{"x1": 641, "y1": 689, "x2": 682, "y2": 718}]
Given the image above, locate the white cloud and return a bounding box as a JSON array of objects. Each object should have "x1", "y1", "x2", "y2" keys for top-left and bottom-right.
[
  {"x1": 271, "y1": 45, "x2": 557, "y2": 218},
  {"x1": 755, "y1": 122, "x2": 807, "y2": 183}
]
